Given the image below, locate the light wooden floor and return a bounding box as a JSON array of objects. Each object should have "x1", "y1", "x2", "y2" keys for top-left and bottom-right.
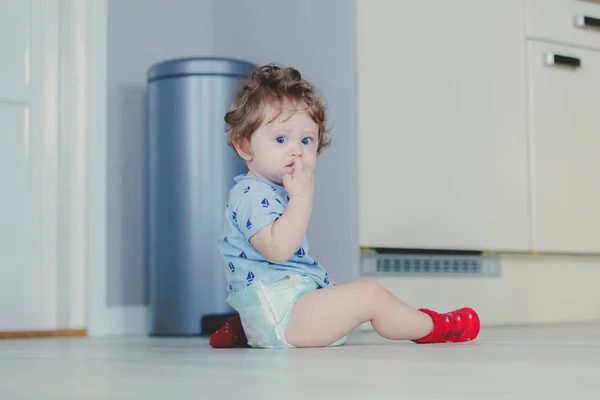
[{"x1": 1, "y1": 324, "x2": 599, "y2": 399}]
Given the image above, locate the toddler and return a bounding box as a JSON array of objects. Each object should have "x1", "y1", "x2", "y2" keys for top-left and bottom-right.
[{"x1": 211, "y1": 64, "x2": 480, "y2": 349}]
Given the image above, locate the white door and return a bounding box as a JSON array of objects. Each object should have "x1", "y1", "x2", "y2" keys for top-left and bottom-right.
[
  {"x1": 528, "y1": 41, "x2": 600, "y2": 253},
  {"x1": 0, "y1": 0, "x2": 59, "y2": 331}
]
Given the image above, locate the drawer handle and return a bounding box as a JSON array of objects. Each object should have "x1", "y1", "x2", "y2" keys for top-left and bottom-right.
[
  {"x1": 575, "y1": 15, "x2": 600, "y2": 29},
  {"x1": 545, "y1": 53, "x2": 581, "y2": 68}
]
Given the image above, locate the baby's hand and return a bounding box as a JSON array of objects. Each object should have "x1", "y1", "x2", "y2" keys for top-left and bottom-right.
[{"x1": 283, "y1": 157, "x2": 314, "y2": 202}]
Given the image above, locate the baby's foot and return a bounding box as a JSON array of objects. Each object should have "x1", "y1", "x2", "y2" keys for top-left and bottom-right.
[
  {"x1": 413, "y1": 307, "x2": 480, "y2": 344},
  {"x1": 209, "y1": 314, "x2": 249, "y2": 348}
]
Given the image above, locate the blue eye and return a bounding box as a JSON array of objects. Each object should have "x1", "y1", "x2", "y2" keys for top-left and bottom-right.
[
  {"x1": 301, "y1": 137, "x2": 313, "y2": 145},
  {"x1": 276, "y1": 136, "x2": 286, "y2": 144}
]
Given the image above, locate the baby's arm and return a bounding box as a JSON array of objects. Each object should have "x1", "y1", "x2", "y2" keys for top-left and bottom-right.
[
  {"x1": 250, "y1": 196, "x2": 311, "y2": 263},
  {"x1": 251, "y1": 158, "x2": 314, "y2": 263}
]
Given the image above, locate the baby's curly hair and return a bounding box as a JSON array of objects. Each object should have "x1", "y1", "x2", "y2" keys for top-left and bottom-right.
[{"x1": 224, "y1": 64, "x2": 331, "y2": 158}]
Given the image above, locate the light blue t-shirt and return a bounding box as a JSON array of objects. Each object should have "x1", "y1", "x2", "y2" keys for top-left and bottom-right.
[{"x1": 218, "y1": 174, "x2": 331, "y2": 294}]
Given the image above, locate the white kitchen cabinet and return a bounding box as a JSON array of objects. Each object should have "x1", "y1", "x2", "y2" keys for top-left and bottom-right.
[
  {"x1": 527, "y1": 41, "x2": 600, "y2": 253},
  {"x1": 526, "y1": 0, "x2": 600, "y2": 52},
  {"x1": 356, "y1": 0, "x2": 531, "y2": 251}
]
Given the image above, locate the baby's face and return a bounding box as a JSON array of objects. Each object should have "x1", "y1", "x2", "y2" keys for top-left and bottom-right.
[{"x1": 244, "y1": 102, "x2": 319, "y2": 185}]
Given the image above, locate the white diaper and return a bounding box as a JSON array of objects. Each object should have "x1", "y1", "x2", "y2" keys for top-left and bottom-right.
[{"x1": 226, "y1": 274, "x2": 347, "y2": 349}]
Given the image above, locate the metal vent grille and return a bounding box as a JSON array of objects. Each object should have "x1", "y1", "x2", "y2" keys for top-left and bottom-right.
[{"x1": 361, "y1": 251, "x2": 500, "y2": 277}]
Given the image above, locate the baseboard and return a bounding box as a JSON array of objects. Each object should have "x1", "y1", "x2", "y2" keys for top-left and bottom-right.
[
  {"x1": 87, "y1": 306, "x2": 149, "y2": 337},
  {"x1": 0, "y1": 329, "x2": 87, "y2": 339}
]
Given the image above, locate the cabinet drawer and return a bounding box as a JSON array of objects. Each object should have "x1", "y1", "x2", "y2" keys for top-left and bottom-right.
[{"x1": 526, "y1": 0, "x2": 600, "y2": 51}]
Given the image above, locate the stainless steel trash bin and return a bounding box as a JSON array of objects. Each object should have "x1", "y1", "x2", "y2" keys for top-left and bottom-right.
[{"x1": 147, "y1": 57, "x2": 255, "y2": 336}]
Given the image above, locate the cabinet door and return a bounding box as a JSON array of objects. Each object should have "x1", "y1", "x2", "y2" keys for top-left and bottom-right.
[
  {"x1": 528, "y1": 41, "x2": 600, "y2": 253},
  {"x1": 357, "y1": 0, "x2": 530, "y2": 251}
]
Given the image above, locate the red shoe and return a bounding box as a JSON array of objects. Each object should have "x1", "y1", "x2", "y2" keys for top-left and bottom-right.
[
  {"x1": 209, "y1": 314, "x2": 249, "y2": 348},
  {"x1": 413, "y1": 307, "x2": 480, "y2": 344}
]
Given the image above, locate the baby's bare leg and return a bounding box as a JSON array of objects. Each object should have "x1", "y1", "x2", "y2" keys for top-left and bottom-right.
[{"x1": 285, "y1": 281, "x2": 433, "y2": 348}]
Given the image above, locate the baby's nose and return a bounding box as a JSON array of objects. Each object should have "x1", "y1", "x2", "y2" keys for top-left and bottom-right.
[{"x1": 290, "y1": 145, "x2": 302, "y2": 157}]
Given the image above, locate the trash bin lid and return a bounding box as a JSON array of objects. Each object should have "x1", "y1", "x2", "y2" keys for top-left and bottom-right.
[{"x1": 148, "y1": 57, "x2": 256, "y2": 82}]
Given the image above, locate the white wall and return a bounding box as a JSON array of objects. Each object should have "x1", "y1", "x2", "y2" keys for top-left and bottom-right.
[
  {"x1": 95, "y1": 0, "x2": 358, "y2": 335},
  {"x1": 107, "y1": 0, "x2": 214, "y2": 308},
  {"x1": 92, "y1": 0, "x2": 215, "y2": 335},
  {"x1": 213, "y1": 0, "x2": 360, "y2": 284}
]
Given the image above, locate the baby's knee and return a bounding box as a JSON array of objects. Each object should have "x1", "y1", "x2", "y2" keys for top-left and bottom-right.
[
  {"x1": 351, "y1": 280, "x2": 389, "y2": 319},
  {"x1": 354, "y1": 280, "x2": 388, "y2": 299}
]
